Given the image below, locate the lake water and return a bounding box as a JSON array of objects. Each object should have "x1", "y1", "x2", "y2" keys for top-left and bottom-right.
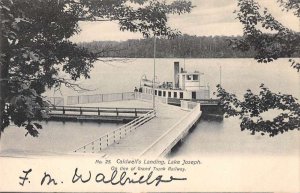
[
  {"x1": 1, "y1": 58, "x2": 299, "y2": 156},
  {"x1": 0, "y1": 121, "x2": 122, "y2": 155},
  {"x1": 47, "y1": 58, "x2": 299, "y2": 98}
]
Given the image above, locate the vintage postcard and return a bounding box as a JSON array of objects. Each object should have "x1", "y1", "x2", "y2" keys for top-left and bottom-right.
[{"x1": 0, "y1": 0, "x2": 299, "y2": 192}]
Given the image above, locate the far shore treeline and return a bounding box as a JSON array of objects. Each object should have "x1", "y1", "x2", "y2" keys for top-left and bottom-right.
[{"x1": 78, "y1": 34, "x2": 300, "y2": 58}]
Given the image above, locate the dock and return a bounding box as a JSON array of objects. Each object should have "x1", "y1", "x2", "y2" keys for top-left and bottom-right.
[
  {"x1": 72, "y1": 97, "x2": 202, "y2": 158},
  {"x1": 48, "y1": 106, "x2": 152, "y2": 122},
  {"x1": 46, "y1": 92, "x2": 217, "y2": 157},
  {"x1": 140, "y1": 103, "x2": 201, "y2": 157},
  {"x1": 47, "y1": 92, "x2": 223, "y2": 119}
]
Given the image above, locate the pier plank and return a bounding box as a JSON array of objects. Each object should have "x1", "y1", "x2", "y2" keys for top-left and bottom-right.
[{"x1": 101, "y1": 102, "x2": 190, "y2": 157}]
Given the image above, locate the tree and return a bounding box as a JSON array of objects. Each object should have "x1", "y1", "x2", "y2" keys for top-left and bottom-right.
[
  {"x1": 217, "y1": 84, "x2": 300, "y2": 137},
  {"x1": 231, "y1": 0, "x2": 300, "y2": 70},
  {"x1": 217, "y1": 0, "x2": 300, "y2": 137},
  {"x1": 0, "y1": 0, "x2": 193, "y2": 137}
]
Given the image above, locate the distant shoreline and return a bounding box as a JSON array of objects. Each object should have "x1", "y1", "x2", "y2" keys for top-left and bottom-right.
[
  {"x1": 78, "y1": 35, "x2": 300, "y2": 59},
  {"x1": 88, "y1": 57, "x2": 299, "y2": 60}
]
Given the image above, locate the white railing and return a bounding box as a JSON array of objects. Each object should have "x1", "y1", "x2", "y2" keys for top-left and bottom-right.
[
  {"x1": 135, "y1": 92, "x2": 153, "y2": 101},
  {"x1": 46, "y1": 97, "x2": 64, "y2": 106},
  {"x1": 140, "y1": 102, "x2": 201, "y2": 158},
  {"x1": 67, "y1": 92, "x2": 135, "y2": 105},
  {"x1": 135, "y1": 92, "x2": 167, "y2": 104},
  {"x1": 74, "y1": 110, "x2": 156, "y2": 153}
]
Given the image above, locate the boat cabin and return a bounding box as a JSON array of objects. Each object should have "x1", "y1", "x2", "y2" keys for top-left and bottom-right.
[{"x1": 140, "y1": 62, "x2": 210, "y2": 100}]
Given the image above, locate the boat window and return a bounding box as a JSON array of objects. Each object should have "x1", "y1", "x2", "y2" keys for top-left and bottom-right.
[
  {"x1": 155, "y1": 90, "x2": 157, "y2": 95},
  {"x1": 163, "y1": 91, "x2": 166, "y2": 97},
  {"x1": 192, "y1": 91, "x2": 196, "y2": 99},
  {"x1": 187, "y1": 75, "x2": 192, "y2": 80},
  {"x1": 174, "y1": 92, "x2": 177, "y2": 98},
  {"x1": 168, "y1": 92, "x2": 171, "y2": 97},
  {"x1": 158, "y1": 90, "x2": 162, "y2": 96},
  {"x1": 180, "y1": 92, "x2": 183, "y2": 99},
  {"x1": 193, "y1": 75, "x2": 199, "y2": 80}
]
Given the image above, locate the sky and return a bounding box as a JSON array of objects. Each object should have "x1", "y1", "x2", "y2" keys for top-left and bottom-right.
[{"x1": 70, "y1": 0, "x2": 299, "y2": 42}]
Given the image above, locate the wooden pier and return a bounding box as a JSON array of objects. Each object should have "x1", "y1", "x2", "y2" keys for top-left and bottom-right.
[
  {"x1": 73, "y1": 99, "x2": 202, "y2": 158},
  {"x1": 48, "y1": 106, "x2": 153, "y2": 122},
  {"x1": 140, "y1": 103, "x2": 201, "y2": 157},
  {"x1": 73, "y1": 109, "x2": 156, "y2": 153},
  {"x1": 47, "y1": 93, "x2": 214, "y2": 157}
]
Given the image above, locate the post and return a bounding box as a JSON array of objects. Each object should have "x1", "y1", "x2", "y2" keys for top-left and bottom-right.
[
  {"x1": 98, "y1": 107, "x2": 100, "y2": 116},
  {"x1": 107, "y1": 134, "x2": 109, "y2": 146},
  {"x1": 113, "y1": 131, "x2": 115, "y2": 142},
  {"x1": 135, "y1": 108, "x2": 137, "y2": 117},
  {"x1": 80, "y1": 107, "x2": 82, "y2": 115},
  {"x1": 116, "y1": 108, "x2": 119, "y2": 117},
  {"x1": 153, "y1": 35, "x2": 156, "y2": 109},
  {"x1": 62, "y1": 106, "x2": 65, "y2": 115},
  {"x1": 99, "y1": 138, "x2": 102, "y2": 150}
]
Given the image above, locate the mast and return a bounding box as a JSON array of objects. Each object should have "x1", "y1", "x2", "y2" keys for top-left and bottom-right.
[{"x1": 152, "y1": 36, "x2": 156, "y2": 109}]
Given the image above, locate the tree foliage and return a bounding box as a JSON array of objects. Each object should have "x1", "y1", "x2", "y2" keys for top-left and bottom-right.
[
  {"x1": 0, "y1": 0, "x2": 193, "y2": 137},
  {"x1": 230, "y1": 0, "x2": 300, "y2": 71},
  {"x1": 218, "y1": 0, "x2": 300, "y2": 136},
  {"x1": 278, "y1": 0, "x2": 300, "y2": 17},
  {"x1": 217, "y1": 84, "x2": 300, "y2": 137}
]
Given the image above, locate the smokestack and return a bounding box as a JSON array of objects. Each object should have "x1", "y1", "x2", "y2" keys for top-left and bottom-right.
[{"x1": 174, "y1": 62, "x2": 179, "y2": 88}]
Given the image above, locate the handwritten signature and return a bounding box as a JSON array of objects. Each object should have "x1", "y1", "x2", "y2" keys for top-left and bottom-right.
[{"x1": 19, "y1": 168, "x2": 187, "y2": 186}]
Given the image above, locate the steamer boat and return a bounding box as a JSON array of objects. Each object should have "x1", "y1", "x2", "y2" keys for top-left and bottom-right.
[{"x1": 138, "y1": 61, "x2": 224, "y2": 120}]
